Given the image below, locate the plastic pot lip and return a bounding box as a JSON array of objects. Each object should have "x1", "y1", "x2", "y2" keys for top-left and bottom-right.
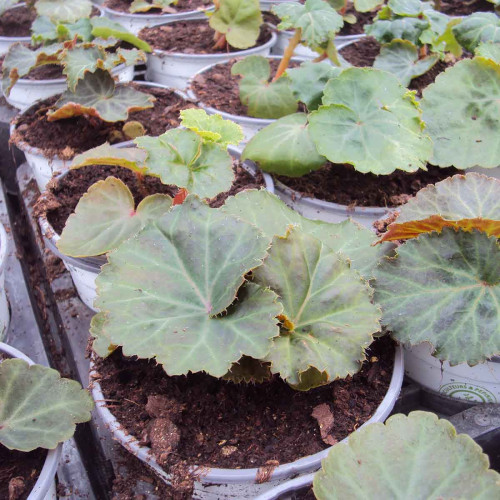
[
  {"x1": 103, "y1": 4, "x2": 214, "y2": 19},
  {"x1": 186, "y1": 54, "x2": 307, "y2": 127},
  {"x1": 405, "y1": 341, "x2": 500, "y2": 365},
  {"x1": 90, "y1": 344, "x2": 403, "y2": 485},
  {"x1": 0, "y1": 3, "x2": 31, "y2": 43},
  {"x1": 0, "y1": 342, "x2": 63, "y2": 500},
  {"x1": 0, "y1": 222, "x2": 8, "y2": 277},
  {"x1": 255, "y1": 472, "x2": 315, "y2": 500}
]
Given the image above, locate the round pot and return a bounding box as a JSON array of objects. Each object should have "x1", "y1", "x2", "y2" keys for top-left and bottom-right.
[
  {"x1": 0, "y1": 342, "x2": 62, "y2": 500},
  {"x1": 0, "y1": 3, "x2": 31, "y2": 56},
  {"x1": 37, "y1": 146, "x2": 275, "y2": 311},
  {"x1": 5, "y1": 64, "x2": 134, "y2": 111},
  {"x1": 404, "y1": 343, "x2": 500, "y2": 404},
  {"x1": 90, "y1": 344, "x2": 403, "y2": 498},
  {"x1": 102, "y1": 3, "x2": 213, "y2": 35},
  {"x1": 10, "y1": 80, "x2": 169, "y2": 191},
  {"x1": 145, "y1": 24, "x2": 277, "y2": 90},
  {"x1": 467, "y1": 166, "x2": 500, "y2": 180},
  {"x1": 256, "y1": 472, "x2": 315, "y2": 500},
  {"x1": 0, "y1": 223, "x2": 10, "y2": 341}
]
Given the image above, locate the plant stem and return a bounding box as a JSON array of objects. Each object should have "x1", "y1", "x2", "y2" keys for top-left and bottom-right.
[
  {"x1": 136, "y1": 172, "x2": 149, "y2": 199},
  {"x1": 272, "y1": 28, "x2": 302, "y2": 82},
  {"x1": 434, "y1": 0, "x2": 441, "y2": 11},
  {"x1": 213, "y1": 33, "x2": 228, "y2": 50},
  {"x1": 173, "y1": 188, "x2": 188, "y2": 206},
  {"x1": 419, "y1": 45, "x2": 428, "y2": 59},
  {"x1": 313, "y1": 52, "x2": 328, "y2": 63},
  {"x1": 213, "y1": 0, "x2": 220, "y2": 8}
]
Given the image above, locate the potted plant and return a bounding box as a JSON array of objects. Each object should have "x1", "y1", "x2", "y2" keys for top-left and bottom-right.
[
  {"x1": 374, "y1": 172, "x2": 500, "y2": 403},
  {"x1": 0, "y1": 341, "x2": 93, "y2": 500},
  {"x1": 140, "y1": 0, "x2": 277, "y2": 89},
  {"x1": 256, "y1": 411, "x2": 500, "y2": 499},
  {"x1": 0, "y1": 1, "x2": 34, "y2": 56},
  {"x1": 36, "y1": 110, "x2": 273, "y2": 309},
  {"x1": 87, "y1": 185, "x2": 403, "y2": 497}
]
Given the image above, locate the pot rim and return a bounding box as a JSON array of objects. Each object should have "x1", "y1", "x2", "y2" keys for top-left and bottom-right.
[
  {"x1": 0, "y1": 222, "x2": 7, "y2": 277},
  {"x1": 0, "y1": 342, "x2": 63, "y2": 500},
  {"x1": 256, "y1": 472, "x2": 315, "y2": 500},
  {"x1": 89, "y1": 344, "x2": 403, "y2": 485},
  {"x1": 0, "y1": 3, "x2": 31, "y2": 43},
  {"x1": 102, "y1": 4, "x2": 214, "y2": 19}
]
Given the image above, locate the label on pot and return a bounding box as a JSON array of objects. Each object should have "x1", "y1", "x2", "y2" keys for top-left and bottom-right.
[{"x1": 439, "y1": 382, "x2": 497, "y2": 403}]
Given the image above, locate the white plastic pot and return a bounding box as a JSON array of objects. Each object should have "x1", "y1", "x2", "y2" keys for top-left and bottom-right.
[
  {"x1": 0, "y1": 4, "x2": 31, "y2": 56},
  {"x1": 5, "y1": 64, "x2": 134, "y2": 111},
  {"x1": 38, "y1": 147, "x2": 275, "y2": 311},
  {"x1": 467, "y1": 166, "x2": 500, "y2": 180},
  {"x1": 145, "y1": 25, "x2": 277, "y2": 89},
  {"x1": 256, "y1": 472, "x2": 315, "y2": 500},
  {"x1": 102, "y1": 3, "x2": 213, "y2": 35},
  {"x1": 404, "y1": 343, "x2": 500, "y2": 404},
  {"x1": 0, "y1": 223, "x2": 10, "y2": 341},
  {"x1": 90, "y1": 345, "x2": 403, "y2": 498},
  {"x1": 0, "y1": 343, "x2": 62, "y2": 500}
]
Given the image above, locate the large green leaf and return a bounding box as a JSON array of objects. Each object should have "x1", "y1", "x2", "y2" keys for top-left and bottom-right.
[
  {"x1": 309, "y1": 68, "x2": 432, "y2": 174},
  {"x1": 230, "y1": 56, "x2": 298, "y2": 119},
  {"x1": 253, "y1": 229, "x2": 380, "y2": 389},
  {"x1": 61, "y1": 46, "x2": 105, "y2": 92},
  {"x1": 0, "y1": 359, "x2": 93, "y2": 452},
  {"x1": 36, "y1": 0, "x2": 92, "y2": 23},
  {"x1": 90, "y1": 17, "x2": 152, "y2": 52},
  {"x1": 314, "y1": 411, "x2": 500, "y2": 500},
  {"x1": 95, "y1": 196, "x2": 281, "y2": 377},
  {"x1": 209, "y1": 0, "x2": 262, "y2": 49},
  {"x1": 380, "y1": 173, "x2": 500, "y2": 242},
  {"x1": 365, "y1": 16, "x2": 430, "y2": 45},
  {"x1": 273, "y1": 0, "x2": 344, "y2": 49},
  {"x1": 354, "y1": 0, "x2": 384, "y2": 13},
  {"x1": 421, "y1": 57, "x2": 500, "y2": 169},
  {"x1": 58, "y1": 177, "x2": 172, "y2": 257},
  {"x1": 47, "y1": 70, "x2": 154, "y2": 122},
  {"x1": 476, "y1": 41, "x2": 500, "y2": 63},
  {"x1": 373, "y1": 40, "x2": 439, "y2": 86},
  {"x1": 242, "y1": 113, "x2": 326, "y2": 176},
  {"x1": 452, "y1": 12, "x2": 500, "y2": 52},
  {"x1": 387, "y1": 0, "x2": 424, "y2": 16},
  {"x1": 375, "y1": 228, "x2": 500, "y2": 365},
  {"x1": 135, "y1": 129, "x2": 234, "y2": 199}
]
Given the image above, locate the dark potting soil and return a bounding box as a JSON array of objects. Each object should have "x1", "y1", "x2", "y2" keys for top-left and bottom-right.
[
  {"x1": 105, "y1": 0, "x2": 212, "y2": 14},
  {"x1": 0, "y1": 52, "x2": 63, "y2": 81},
  {"x1": 139, "y1": 20, "x2": 273, "y2": 53},
  {"x1": 292, "y1": 488, "x2": 316, "y2": 500},
  {"x1": 95, "y1": 337, "x2": 393, "y2": 473},
  {"x1": 42, "y1": 162, "x2": 264, "y2": 235},
  {"x1": 0, "y1": 445, "x2": 47, "y2": 500},
  {"x1": 277, "y1": 163, "x2": 459, "y2": 208},
  {"x1": 438, "y1": 0, "x2": 495, "y2": 15},
  {"x1": 11, "y1": 86, "x2": 197, "y2": 159},
  {"x1": 339, "y1": 5, "x2": 379, "y2": 36},
  {"x1": 0, "y1": 6, "x2": 36, "y2": 37}
]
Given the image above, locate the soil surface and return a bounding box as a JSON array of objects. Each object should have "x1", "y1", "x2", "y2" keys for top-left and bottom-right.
[
  {"x1": 0, "y1": 5, "x2": 35, "y2": 37},
  {"x1": 11, "y1": 86, "x2": 197, "y2": 159},
  {"x1": 0, "y1": 445, "x2": 47, "y2": 500},
  {"x1": 42, "y1": 162, "x2": 264, "y2": 234},
  {"x1": 438, "y1": 0, "x2": 495, "y2": 15},
  {"x1": 95, "y1": 336, "x2": 393, "y2": 489},
  {"x1": 277, "y1": 163, "x2": 458, "y2": 208},
  {"x1": 339, "y1": 4, "x2": 379, "y2": 36},
  {"x1": 139, "y1": 20, "x2": 272, "y2": 53},
  {"x1": 105, "y1": 0, "x2": 211, "y2": 14}
]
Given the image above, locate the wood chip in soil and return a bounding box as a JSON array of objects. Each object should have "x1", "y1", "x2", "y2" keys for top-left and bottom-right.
[{"x1": 105, "y1": 0, "x2": 212, "y2": 14}]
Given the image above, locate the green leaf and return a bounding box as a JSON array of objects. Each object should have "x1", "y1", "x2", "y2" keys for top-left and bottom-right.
[
  {"x1": 130, "y1": 0, "x2": 176, "y2": 13},
  {"x1": 90, "y1": 17, "x2": 152, "y2": 52},
  {"x1": 309, "y1": 68, "x2": 432, "y2": 174},
  {"x1": 476, "y1": 41, "x2": 500, "y2": 63},
  {"x1": 58, "y1": 177, "x2": 173, "y2": 257},
  {"x1": 354, "y1": 0, "x2": 384, "y2": 13},
  {"x1": 373, "y1": 40, "x2": 439, "y2": 86},
  {"x1": 90, "y1": 312, "x2": 116, "y2": 358},
  {"x1": 253, "y1": 228, "x2": 380, "y2": 389},
  {"x1": 313, "y1": 411, "x2": 500, "y2": 500},
  {"x1": 242, "y1": 113, "x2": 326, "y2": 176},
  {"x1": 452, "y1": 12, "x2": 500, "y2": 52},
  {"x1": 380, "y1": 173, "x2": 500, "y2": 242},
  {"x1": 421, "y1": 57, "x2": 500, "y2": 169},
  {"x1": 36, "y1": 0, "x2": 92, "y2": 23},
  {"x1": 387, "y1": 0, "x2": 424, "y2": 16},
  {"x1": 0, "y1": 359, "x2": 93, "y2": 452},
  {"x1": 135, "y1": 129, "x2": 234, "y2": 199},
  {"x1": 375, "y1": 229, "x2": 500, "y2": 365},
  {"x1": 61, "y1": 46, "x2": 106, "y2": 92},
  {"x1": 231, "y1": 56, "x2": 298, "y2": 119},
  {"x1": 95, "y1": 196, "x2": 281, "y2": 377},
  {"x1": 209, "y1": 0, "x2": 262, "y2": 50},
  {"x1": 365, "y1": 16, "x2": 430, "y2": 45},
  {"x1": 273, "y1": 0, "x2": 344, "y2": 49},
  {"x1": 431, "y1": 17, "x2": 463, "y2": 57},
  {"x1": 179, "y1": 108, "x2": 244, "y2": 147},
  {"x1": 286, "y1": 61, "x2": 342, "y2": 111},
  {"x1": 47, "y1": 70, "x2": 154, "y2": 122}
]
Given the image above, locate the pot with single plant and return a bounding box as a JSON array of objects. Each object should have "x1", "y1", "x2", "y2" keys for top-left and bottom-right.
[
  {"x1": 0, "y1": 2, "x2": 33, "y2": 56},
  {"x1": 373, "y1": 172, "x2": 500, "y2": 405},
  {"x1": 256, "y1": 411, "x2": 500, "y2": 500},
  {"x1": 36, "y1": 110, "x2": 273, "y2": 309},
  {"x1": 140, "y1": 0, "x2": 277, "y2": 89},
  {"x1": 0, "y1": 222, "x2": 9, "y2": 340},
  {"x1": 85, "y1": 182, "x2": 403, "y2": 497},
  {"x1": 0, "y1": 341, "x2": 93, "y2": 500},
  {"x1": 102, "y1": 0, "x2": 214, "y2": 35}
]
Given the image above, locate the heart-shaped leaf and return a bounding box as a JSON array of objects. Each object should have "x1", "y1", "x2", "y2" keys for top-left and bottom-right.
[
  {"x1": 452, "y1": 12, "x2": 500, "y2": 52},
  {"x1": 32, "y1": 16, "x2": 94, "y2": 44},
  {"x1": 380, "y1": 173, "x2": 500, "y2": 242},
  {"x1": 253, "y1": 228, "x2": 380, "y2": 389},
  {"x1": 90, "y1": 17, "x2": 152, "y2": 52},
  {"x1": 309, "y1": 68, "x2": 432, "y2": 174},
  {"x1": 61, "y1": 46, "x2": 106, "y2": 91},
  {"x1": 365, "y1": 16, "x2": 430, "y2": 45},
  {"x1": 314, "y1": 411, "x2": 500, "y2": 500},
  {"x1": 242, "y1": 113, "x2": 326, "y2": 176},
  {"x1": 476, "y1": 41, "x2": 500, "y2": 63},
  {"x1": 421, "y1": 57, "x2": 500, "y2": 169},
  {"x1": 231, "y1": 56, "x2": 298, "y2": 119},
  {"x1": 375, "y1": 228, "x2": 500, "y2": 365},
  {"x1": 58, "y1": 177, "x2": 173, "y2": 257},
  {"x1": 0, "y1": 359, "x2": 93, "y2": 452},
  {"x1": 36, "y1": 0, "x2": 92, "y2": 23},
  {"x1": 95, "y1": 196, "x2": 281, "y2": 377}
]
